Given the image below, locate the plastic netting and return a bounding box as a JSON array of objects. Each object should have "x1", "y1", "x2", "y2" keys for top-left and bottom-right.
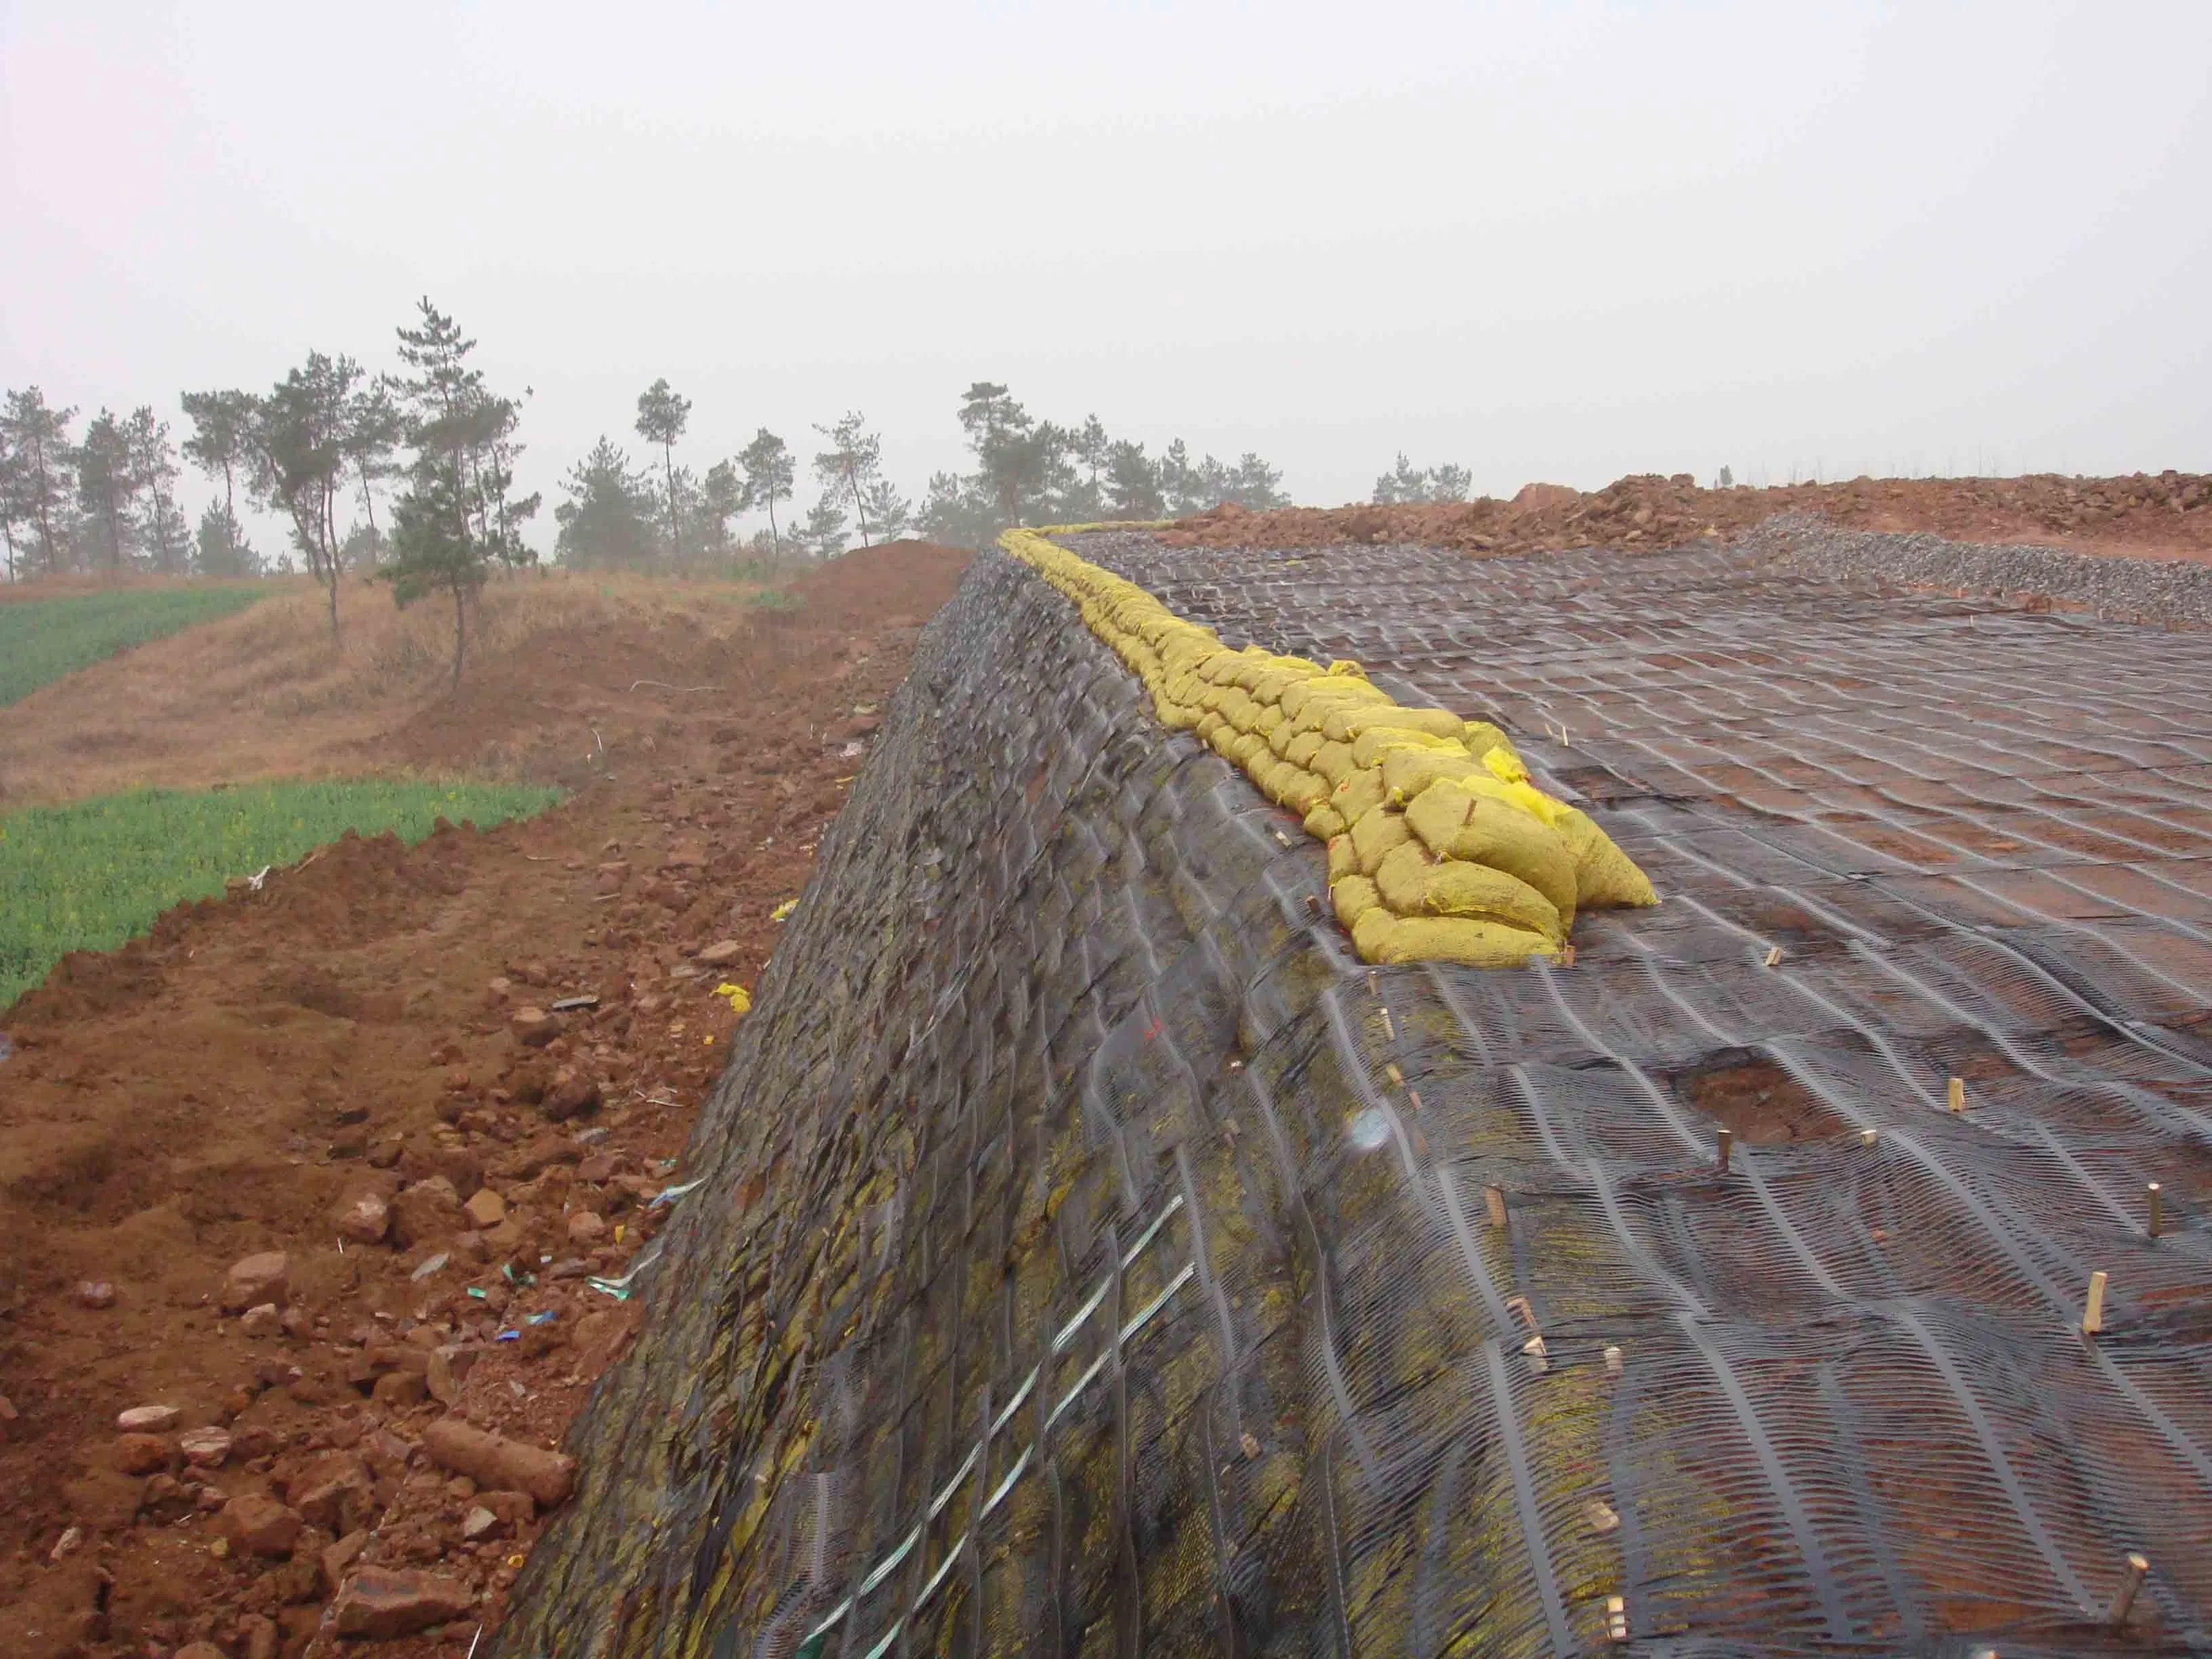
[{"x1": 495, "y1": 537, "x2": 2211, "y2": 1658}]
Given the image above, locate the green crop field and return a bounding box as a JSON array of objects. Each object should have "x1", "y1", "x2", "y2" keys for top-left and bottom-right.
[
  {"x1": 0, "y1": 779, "x2": 561, "y2": 1008},
  {"x1": 0, "y1": 585, "x2": 271, "y2": 706}
]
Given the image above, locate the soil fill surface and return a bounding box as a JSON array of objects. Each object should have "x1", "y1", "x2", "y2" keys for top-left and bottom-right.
[{"x1": 0, "y1": 541, "x2": 968, "y2": 1659}]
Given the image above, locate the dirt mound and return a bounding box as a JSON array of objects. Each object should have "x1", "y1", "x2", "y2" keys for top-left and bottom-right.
[
  {"x1": 1164, "y1": 470, "x2": 2212, "y2": 561},
  {"x1": 0, "y1": 543, "x2": 969, "y2": 1658}
]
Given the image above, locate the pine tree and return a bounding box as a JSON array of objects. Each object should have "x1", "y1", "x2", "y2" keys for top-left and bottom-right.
[
  {"x1": 381, "y1": 455, "x2": 483, "y2": 686},
  {"x1": 342, "y1": 379, "x2": 405, "y2": 567},
  {"x1": 737, "y1": 428, "x2": 794, "y2": 559},
  {"x1": 798, "y1": 495, "x2": 848, "y2": 559},
  {"x1": 863, "y1": 477, "x2": 911, "y2": 543},
  {"x1": 181, "y1": 388, "x2": 260, "y2": 573},
  {"x1": 634, "y1": 379, "x2": 692, "y2": 561},
  {"x1": 812, "y1": 411, "x2": 884, "y2": 546},
  {"x1": 1, "y1": 388, "x2": 78, "y2": 576},
  {"x1": 77, "y1": 410, "x2": 140, "y2": 573},
  {"x1": 555, "y1": 437, "x2": 658, "y2": 568},
  {"x1": 256, "y1": 352, "x2": 360, "y2": 636},
  {"x1": 125, "y1": 407, "x2": 188, "y2": 571}
]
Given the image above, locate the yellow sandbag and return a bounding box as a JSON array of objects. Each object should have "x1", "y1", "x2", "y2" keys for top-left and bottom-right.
[
  {"x1": 1483, "y1": 745, "x2": 1530, "y2": 785},
  {"x1": 1557, "y1": 804, "x2": 1658, "y2": 907},
  {"x1": 1305, "y1": 803, "x2": 1346, "y2": 840},
  {"x1": 1311, "y1": 740, "x2": 1359, "y2": 786},
  {"x1": 1331, "y1": 766, "x2": 1386, "y2": 825},
  {"x1": 1375, "y1": 842, "x2": 1564, "y2": 941},
  {"x1": 1327, "y1": 834, "x2": 1357, "y2": 882},
  {"x1": 1380, "y1": 747, "x2": 1485, "y2": 804},
  {"x1": 1404, "y1": 781, "x2": 1579, "y2": 926},
  {"x1": 1349, "y1": 804, "x2": 1412, "y2": 876},
  {"x1": 1463, "y1": 720, "x2": 1515, "y2": 759},
  {"x1": 1333, "y1": 874, "x2": 1383, "y2": 930},
  {"x1": 1323, "y1": 703, "x2": 1469, "y2": 745},
  {"x1": 1281, "y1": 676, "x2": 1389, "y2": 721},
  {"x1": 1353, "y1": 909, "x2": 1561, "y2": 967},
  {"x1": 1351, "y1": 726, "x2": 1459, "y2": 769},
  {"x1": 1285, "y1": 731, "x2": 1326, "y2": 769},
  {"x1": 1282, "y1": 769, "x2": 1330, "y2": 815}
]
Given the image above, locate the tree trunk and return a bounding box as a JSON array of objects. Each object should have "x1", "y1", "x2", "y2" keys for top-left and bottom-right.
[
  {"x1": 2, "y1": 518, "x2": 15, "y2": 582},
  {"x1": 357, "y1": 460, "x2": 381, "y2": 567},
  {"x1": 663, "y1": 446, "x2": 680, "y2": 564},
  {"x1": 847, "y1": 459, "x2": 872, "y2": 547},
  {"x1": 767, "y1": 495, "x2": 781, "y2": 562},
  {"x1": 451, "y1": 580, "x2": 467, "y2": 688}
]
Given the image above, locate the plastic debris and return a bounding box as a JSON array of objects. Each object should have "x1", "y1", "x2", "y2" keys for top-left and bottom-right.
[
  {"x1": 771, "y1": 899, "x2": 798, "y2": 922},
  {"x1": 714, "y1": 983, "x2": 752, "y2": 1015},
  {"x1": 495, "y1": 1329, "x2": 520, "y2": 1342},
  {"x1": 550, "y1": 994, "x2": 600, "y2": 1012},
  {"x1": 650, "y1": 1179, "x2": 705, "y2": 1209},
  {"x1": 409, "y1": 1252, "x2": 450, "y2": 1283},
  {"x1": 466, "y1": 1286, "x2": 489, "y2": 1300}
]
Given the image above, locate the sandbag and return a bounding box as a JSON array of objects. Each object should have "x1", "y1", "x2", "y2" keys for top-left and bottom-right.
[
  {"x1": 1332, "y1": 873, "x2": 1383, "y2": 930},
  {"x1": 1404, "y1": 781, "x2": 1580, "y2": 925},
  {"x1": 1374, "y1": 842, "x2": 1565, "y2": 941},
  {"x1": 1349, "y1": 805, "x2": 1413, "y2": 876},
  {"x1": 1353, "y1": 908, "x2": 1559, "y2": 967}
]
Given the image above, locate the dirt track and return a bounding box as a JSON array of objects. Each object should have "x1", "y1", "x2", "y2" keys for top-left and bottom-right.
[{"x1": 0, "y1": 542, "x2": 968, "y2": 1658}]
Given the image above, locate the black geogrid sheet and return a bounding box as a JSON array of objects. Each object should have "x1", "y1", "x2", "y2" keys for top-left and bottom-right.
[{"x1": 499, "y1": 535, "x2": 2211, "y2": 1658}]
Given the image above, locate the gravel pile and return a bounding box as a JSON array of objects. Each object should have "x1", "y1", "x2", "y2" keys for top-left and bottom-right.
[{"x1": 1739, "y1": 510, "x2": 2212, "y2": 626}]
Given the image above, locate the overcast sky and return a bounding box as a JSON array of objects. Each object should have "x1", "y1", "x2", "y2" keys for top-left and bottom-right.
[{"x1": 4, "y1": 1, "x2": 2209, "y2": 550}]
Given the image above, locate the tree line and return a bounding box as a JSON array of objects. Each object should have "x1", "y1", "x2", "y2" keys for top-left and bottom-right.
[{"x1": 2, "y1": 349, "x2": 1313, "y2": 599}]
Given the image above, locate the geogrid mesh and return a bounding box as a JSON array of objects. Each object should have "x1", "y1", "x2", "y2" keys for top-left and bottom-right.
[{"x1": 497, "y1": 535, "x2": 2212, "y2": 1658}]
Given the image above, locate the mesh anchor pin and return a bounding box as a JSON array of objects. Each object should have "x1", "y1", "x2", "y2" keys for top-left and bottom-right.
[
  {"x1": 2081, "y1": 1269, "x2": 2109, "y2": 1336},
  {"x1": 1717, "y1": 1127, "x2": 1734, "y2": 1170},
  {"x1": 1762, "y1": 945, "x2": 1782, "y2": 968},
  {"x1": 1946, "y1": 1076, "x2": 1966, "y2": 1112},
  {"x1": 2106, "y1": 1552, "x2": 2150, "y2": 1627},
  {"x1": 2147, "y1": 1182, "x2": 2163, "y2": 1240}
]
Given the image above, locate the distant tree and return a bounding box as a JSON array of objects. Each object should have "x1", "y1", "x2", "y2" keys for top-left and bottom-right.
[
  {"x1": 257, "y1": 351, "x2": 361, "y2": 637},
  {"x1": 77, "y1": 410, "x2": 140, "y2": 573},
  {"x1": 917, "y1": 470, "x2": 994, "y2": 548},
  {"x1": 863, "y1": 477, "x2": 911, "y2": 542},
  {"x1": 0, "y1": 426, "x2": 16, "y2": 581},
  {"x1": 1158, "y1": 438, "x2": 1200, "y2": 515},
  {"x1": 125, "y1": 407, "x2": 188, "y2": 571},
  {"x1": 341, "y1": 378, "x2": 405, "y2": 567},
  {"x1": 1071, "y1": 413, "x2": 1111, "y2": 518},
  {"x1": 634, "y1": 379, "x2": 691, "y2": 561},
  {"x1": 1, "y1": 388, "x2": 77, "y2": 576},
  {"x1": 181, "y1": 388, "x2": 260, "y2": 575},
  {"x1": 1373, "y1": 454, "x2": 1467, "y2": 506},
  {"x1": 797, "y1": 495, "x2": 849, "y2": 559},
  {"x1": 699, "y1": 458, "x2": 745, "y2": 560},
  {"x1": 1105, "y1": 439, "x2": 1164, "y2": 518},
  {"x1": 812, "y1": 411, "x2": 884, "y2": 546},
  {"x1": 381, "y1": 455, "x2": 485, "y2": 687},
  {"x1": 737, "y1": 428, "x2": 794, "y2": 558},
  {"x1": 1717, "y1": 465, "x2": 1734, "y2": 489},
  {"x1": 393, "y1": 300, "x2": 537, "y2": 570},
  {"x1": 554, "y1": 436, "x2": 659, "y2": 568}
]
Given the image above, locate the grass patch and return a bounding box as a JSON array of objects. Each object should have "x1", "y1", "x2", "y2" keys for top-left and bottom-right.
[
  {"x1": 0, "y1": 779, "x2": 560, "y2": 1008},
  {"x1": 0, "y1": 586, "x2": 271, "y2": 706}
]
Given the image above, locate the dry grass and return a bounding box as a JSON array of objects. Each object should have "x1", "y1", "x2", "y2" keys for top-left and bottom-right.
[{"x1": 0, "y1": 568, "x2": 769, "y2": 807}]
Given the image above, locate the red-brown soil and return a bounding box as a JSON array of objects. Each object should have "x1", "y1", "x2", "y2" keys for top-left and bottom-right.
[
  {"x1": 0, "y1": 542, "x2": 969, "y2": 1658},
  {"x1": 1168, "y1": 470, "x2": 2212, "y2": 561}
]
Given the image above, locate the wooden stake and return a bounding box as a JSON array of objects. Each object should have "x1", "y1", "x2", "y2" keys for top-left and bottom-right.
[
  {"x1": 2148, "y1": 1182, "x2": 2163, "y2": 1240},
  {"x1": 2081, "y1": 1269, "x2": 2108, "y2": 1336},
  {"x1": 1483, "y1": 1186, "x2": 1508, "y2": 1229},
  {"x1": 1605, "y1": 1595, "x2": 1629, "y2": 1642},
  {"x1": 1717, "y1": 1128, "x2": 1733, "y2": 1170},
  {"x1": 1603, "y1": 1344, "x2": 1624, "y2": 1377},
  {"x1": 1763, "y1": 945, "x2": 1782, "y2": 968},
  {"x1": 1521, "y1": 1334, "x2": 1550, "y2": 1374},
  {"x1": 1946, "y1": 1076, "x2": 1965, "y2": 1113},
  {"x1": 2105, "y1": 1552, "x2": 2149, "y2": 1626},
  {"x1": 1380, "y1": 1008, "x2": 1395, "y2": 1042},
  {"x1": 1561, "y1": 943, "x2": 1577, "y2": 968},
  {"x1": 1860, "y1": 1128, "x2": 1879, "y2": 1149}
]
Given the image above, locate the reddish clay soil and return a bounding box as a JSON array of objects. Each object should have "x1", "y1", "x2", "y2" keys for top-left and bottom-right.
[
  {"x1": 0, "y1": 541, "x2": 968, "y2": 1658},
  {"x1": 1168, "y1": 470, "x2": 2212, "y2": 561}
]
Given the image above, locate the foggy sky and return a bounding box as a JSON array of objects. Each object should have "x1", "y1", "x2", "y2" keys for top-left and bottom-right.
[{"x1": 4, "y1": 1, "x2": 2208, "y2": 552}]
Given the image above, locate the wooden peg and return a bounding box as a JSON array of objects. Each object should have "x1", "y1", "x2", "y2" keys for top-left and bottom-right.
[
  {"x1": 1273, "y1": 829, "x2": 1292, "y2": 848},
  {"x1": 1946, "y1": 1076, "x2": 1965, "y2": 1113},
  {"x1": 1605, "y1": 1595, "x2": 1629, "y2": 1642},
  {"x1": 1502, "y1": 1294, "x2": 1536, "y2": 1330},
  {"x1": 1406, "y1": 1088, "x2": 1422, "y2": 1113},
  {"x1": 2147, "y1": 1182, "x2": 2163, "y2": 1240},
  {"x1": 1859, "y1": 1128, "x2": 1879, "y2": 1149},
  {"x1": 2105, "y1": 1552, "x2": 2149, "y2": 1626},
  {"x1": 1483, "y1": 1186, "x2": 1508, "y2": 1229},
  {"x1": 1380, "y1": 1008, "x2": 1396, "y2": 1042},
  {"x1": 1603, "y1": 1344, "x2": 1624, "y2": 1376},
  {"x1": 2081, "y1": 1269, "x2": 2108, "y2": 1336},
  {"x1": 1304, "y1": 891, "x2": 1322, "y2": 916},
  {"x1": 1521, "y1": 1334, "x2": 1550, "y2": 1373},
  {"x1": 1366, "y1": 970, "x2": 1378, "y2": 997},
  {"x1": 1584, "y1": 1498, "x2": 1620, "y2": 1535},
  {"x1": 1561, "y1": 943, "x2": 1577, "y2": 968},
  {"x1": 1717, "y1": 1128, "x2": 1734, "y2": 1170},
  {"x1": 1763, "y1": 945, "x2": 1782, "y2": 968},
  {"x1": 1384, "y1": 1062, "x2": 1404, "y2": 1089}
]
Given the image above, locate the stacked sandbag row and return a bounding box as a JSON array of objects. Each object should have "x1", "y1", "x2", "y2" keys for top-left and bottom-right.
[{"x1": 1003, "y1": 528, "x2": 1658, "y2": 965}]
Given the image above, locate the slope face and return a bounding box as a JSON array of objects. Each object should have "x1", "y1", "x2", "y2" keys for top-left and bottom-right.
[{"x1": 502, "y1": 533, "x2": 2212, "y2": 1657}]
